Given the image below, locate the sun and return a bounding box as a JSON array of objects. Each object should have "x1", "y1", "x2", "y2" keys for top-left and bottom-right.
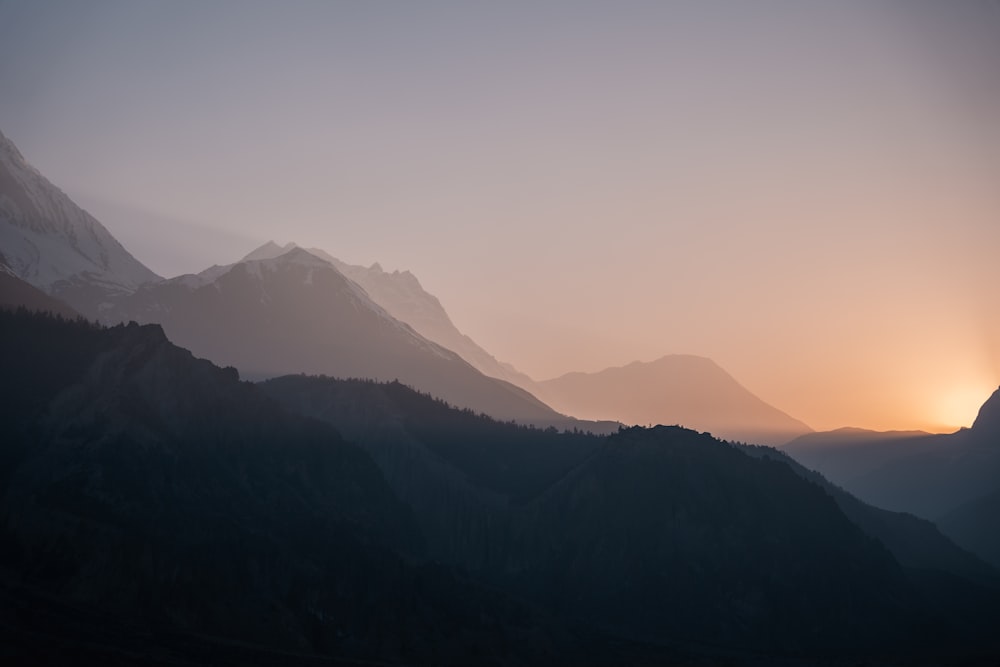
[{"x1": 931, "y1": 384, "x2": 994, "y2": 431}]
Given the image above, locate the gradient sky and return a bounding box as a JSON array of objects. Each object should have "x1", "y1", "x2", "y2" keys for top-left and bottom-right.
[{"x1": 2, "y1": 0, "x2": 998, "y2": 432}]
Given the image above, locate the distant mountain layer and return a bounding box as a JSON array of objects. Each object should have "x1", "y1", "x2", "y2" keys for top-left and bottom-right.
[
  {"x1": 245, "y1": 244, "x2": 812, "y2": 446},
  {"x1": 781, "y1": 390, "x2": 1000, "y2": 519},
  {"x1": 534, "y1": 355, "x2": 812, "y2": 446},
  {"x1": 0, "y1": 130, "x2": 159, "y2": 311},
  {"x1": 97, "y1": 246, "x2": 588, "y2": 427},
  {"x1": 247, "y1": 241, "x2": 535, "y2": 389},
  {"x1": 781, "y1": 389, "x2": 1000, "y2": 568},
  {"x1": 0, "y1": 138, "x2": 584, "y2": 429},
  {"x1": 781, "y1": 427, "x2": 934, "y2": 483}
]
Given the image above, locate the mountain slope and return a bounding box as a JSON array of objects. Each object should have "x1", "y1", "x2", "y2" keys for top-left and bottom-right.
[
  {"x1": 245, "y1": 241, "x2": 535, "y2": 388},
  {"x1": 0, "y1": 130, "x2": 159, "y2": 312},
  {"x1": 98, "y1": 247, "x2": 583, "y2": 426},
  {"x1": 260, "y1": 375, "x2": 604, "y2": 569},
  {"x1": 534, "y1": 355, "x2": 812, "y2": 445}
]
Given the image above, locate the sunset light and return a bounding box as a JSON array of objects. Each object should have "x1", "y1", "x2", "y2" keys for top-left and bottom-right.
[
  {"x1": 932, "y1": 381, "x2": 999, "y2": 431},
  {"x1": 2, "y1": 2, "x2": 999, "y2": 664}
]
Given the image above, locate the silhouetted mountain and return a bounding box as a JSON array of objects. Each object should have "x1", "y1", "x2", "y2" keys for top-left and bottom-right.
[
  {"x1": 971, "y1": 386, "x2": 1000, "y2": 435},
  {"x1": 0, "y1": 266, "x2": 79, "y2": 318},
  {"x1": 244, "y1": 241, "x2": 535, "y2": 389},
  {"x1": 781, "y1": 389, "x2": 1000, "y2": 522},
  {"x1": 263, "y1": 374, "x2": 1000, "y2": 658},
  {"x1": 0, "y1": 130, "x2": 159, "y2": 312},
  {"x1": 782, "y1": 427, "x2": 934, "y2": 484},
  {"x1": 0, "y1": 309, "x2": 579, "y2": 666},
  {"x1": 534, "y1": 355, "x2": 812, "y2": 446},
  {"x1": 97, "y1": 246, "x2": 598, "y2": 428},
  {"x1": 513, "y1": 427, "x2": 919, "y2": 652},
  {"x1": 261, "y1": 375, "x2": 604, "y2": 569},
  {"x1": 4, "y1": 311, "x2": 1000, "y2": 662}
]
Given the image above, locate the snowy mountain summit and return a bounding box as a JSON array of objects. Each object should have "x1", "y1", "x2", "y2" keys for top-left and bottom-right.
[{"x1": 0, "y1": 129, "x2": 159, "y2": 311}]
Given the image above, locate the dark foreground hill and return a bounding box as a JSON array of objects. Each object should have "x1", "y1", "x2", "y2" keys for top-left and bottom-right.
[
  {"x1": 0, "y1": 310, "x2": 579, "y2": 666},
  {"x1": 4, "y1": 311, "x2": 1000, "y2": 664},
  {"x1": 264, "y1": 376, "x2": 1000, "y2": 659}
]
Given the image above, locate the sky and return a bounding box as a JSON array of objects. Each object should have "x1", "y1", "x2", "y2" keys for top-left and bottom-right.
[{"x1": 1, "y1": 0, "x2": 998, "y2": 432}]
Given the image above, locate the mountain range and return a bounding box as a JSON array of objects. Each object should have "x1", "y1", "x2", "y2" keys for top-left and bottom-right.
[
  {"x1": 93, "y1": 244, "x2": 593, "y2": 428},
  {"x1": 0, "y1": 128, "x2": 818, "y2": 442},
  {"x1": 3, "y1": 126, "x2": 1000, "y2": 663},
  {"x1": 4, "y1": 308, "x2": 1000, "y2": 664}
]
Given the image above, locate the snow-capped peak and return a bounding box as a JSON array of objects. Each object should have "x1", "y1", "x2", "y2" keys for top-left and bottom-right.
[
  {"x1": 240, "y1": 241, "x2": 299, "y2": 263},
  {"x1": 0, "y1": 129, "x2": 160, "y2": 293}
]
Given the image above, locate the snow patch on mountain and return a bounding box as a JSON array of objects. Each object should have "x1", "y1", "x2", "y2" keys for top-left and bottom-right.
[{"x1": 0, "y1": 129, "x2": 159, "y2": 292}]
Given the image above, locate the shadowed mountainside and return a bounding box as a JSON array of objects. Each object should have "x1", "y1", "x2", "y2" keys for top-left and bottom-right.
[{"x1": 939, "y1": 488, "x2": 1000, "y2": 569}]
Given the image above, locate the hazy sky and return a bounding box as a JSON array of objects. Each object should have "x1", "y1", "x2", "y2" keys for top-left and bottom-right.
[{"x1": 2, "y1": 1, "x2": 998, "y2": 431}]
